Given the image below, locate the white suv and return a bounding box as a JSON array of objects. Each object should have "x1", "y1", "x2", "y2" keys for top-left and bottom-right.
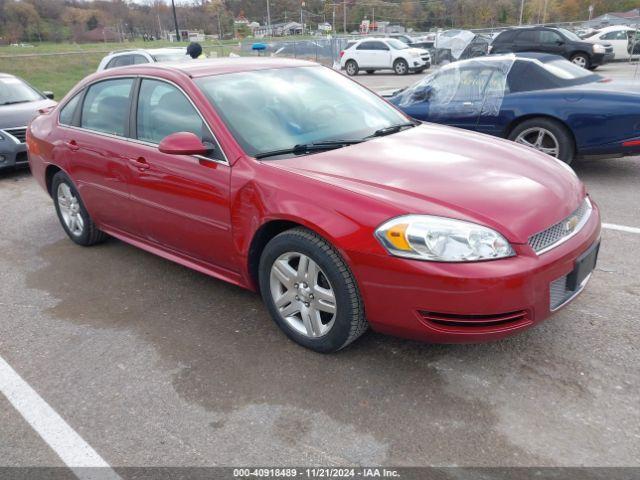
[
  {"x1": 340, "y1": 38, "x2": 431, "y2": 76},
  {"x1": 97, "y1": 47, "x2": 189, "y2": 71}
]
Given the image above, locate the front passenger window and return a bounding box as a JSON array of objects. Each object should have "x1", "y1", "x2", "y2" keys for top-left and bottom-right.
[{"x1": 136, "y1": 79, "x2": 206, "y2": 145}]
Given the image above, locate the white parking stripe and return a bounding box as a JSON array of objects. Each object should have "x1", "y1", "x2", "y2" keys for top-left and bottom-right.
[
  {"x1": 0, "y1": 355, "x2": 121, "y2": 480},
  {"x1": 603, "y1": 223, "x2": 640, "y2": 234}
]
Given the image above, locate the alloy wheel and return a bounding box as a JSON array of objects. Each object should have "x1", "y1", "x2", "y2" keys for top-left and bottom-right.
[
  {"x1": 57, "y1": 183, "x2": 84, "y2": 236},
  {"x1": 269, "y1": 252, "x2": 337, "y2": 338},
  {"x1": 395, "y1": 61, "x2": 408, "y2": 74},
  {"x1": 572, "y1": 55, "x2": 587, "y2": 68},
  {"x1": 514, "y1": 127, "x2": 560, "y2": 158}
]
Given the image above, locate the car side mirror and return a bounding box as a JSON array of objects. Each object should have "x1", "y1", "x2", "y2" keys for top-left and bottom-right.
[
  {"x1": 158, "y1": 132, "x2": 211, "y2": 156},
  {"x1": 43, "y1": 91, "x2": 54, "y2": 100}
]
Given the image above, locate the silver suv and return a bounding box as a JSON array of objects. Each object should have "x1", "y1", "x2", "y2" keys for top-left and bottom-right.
[{"x1": 96, "y1": 47, "x2": 189, "y2": 71}]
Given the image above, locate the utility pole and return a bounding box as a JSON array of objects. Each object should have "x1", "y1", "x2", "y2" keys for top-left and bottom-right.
[
  {"x1": 372, "y1": 6, "x2": 375, "y2": 30},
  {"x1": 266, "y1": 0, "x2": 271, "y2": 36},
  {"x1": 301, "y1": 2, "x2": 304, "y2": 35},
  {"x1": 542, "y1": 0, "x2": 548, "y2": 23},
  {"x1": 518, "y1": 0, "x2": 525, "y2": 25},
  {"x1": 171, "y1": 0, "x2": 180, "y2": 42},
  {"x1": 343, "y1": 0, "x2": 346, "y2": 34},
  {"x1": 332, "y1": 4, "x2": 336, "y2": 33}
]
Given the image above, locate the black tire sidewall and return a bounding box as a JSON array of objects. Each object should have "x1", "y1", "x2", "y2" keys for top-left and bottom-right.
[
  {"x1": 508, "y1": 118, "x2": 575, "y2": 165},
  {"x1": 52, "y1": 172, "x2": 95, "y2": 245},
  {"x1": 345, "y1": 60, "x2": 358, "y2": 76},
  {"x1": 259, "y1": 231, "x2": 361, "y2": 353},
  {"x1": 394, "y1": 59, "x2": 408, "y2": 75}
]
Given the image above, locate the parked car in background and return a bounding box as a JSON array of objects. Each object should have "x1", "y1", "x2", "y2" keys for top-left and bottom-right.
[
  {"x1": 27, "y1": 58, "x2": 600, "y2": 352},
  {"x1": 386, "y1": 53, "x2": 640, "y2": 164},
  {"x1": 584, "y1": 26, "x2": 637, "y2": 60},
  {"x1": 0, "y1": 73, "x2": 56, "y2": 171},
  {"x1": 97, "y1": 47, "x2": 189, "y2": 71},
  {"x1": 490, "y1": 26, "x2": 613, "y2": 69},
  {"x1": 340, "y1": 37, "x2": 430, "y2": 75},
  {"x1": 433, "y1": 30, "x2": 490, "y2": 63}
]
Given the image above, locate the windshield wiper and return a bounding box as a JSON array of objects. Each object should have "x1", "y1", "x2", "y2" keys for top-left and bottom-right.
[
  {"x1": 365, "y1": 122, "x2": 418, "y2": 139},
  {"x1": 255, "y1": 140, "x2": 363, "y2": 159}
]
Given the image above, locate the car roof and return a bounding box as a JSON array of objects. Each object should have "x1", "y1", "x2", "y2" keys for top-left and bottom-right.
[
  {"x1": 596, "y1": 25, "x2": 636, "y2": 32},
  {"x1": 93, "y1": 57, "x2": 318, "y2": 80},
  {"x1": 0, "y1": 72, "x2": 18, "y2": 79},
  {"x1": 108, "y1": 47, "x2": 186, "y2": 56}
]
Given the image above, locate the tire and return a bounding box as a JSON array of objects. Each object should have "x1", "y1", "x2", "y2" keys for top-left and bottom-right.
[
  {"x1": 366, "y1": 70, "x2": 375, "y2": 74},
  {"x1": 570, "y1": 52, "x2": 590, "y2": 69},
  {"x1": 508, "y1": 117, "x2": 575, "y2": 165},
  {"x1": 394, "y1": 58, "x2": 409, "y2": 75},
  {"x1": 345, "y1": 60, "x2": 359, "y2": 76},
  {"x1": 52, "y1": 171, "x2": 107, "y2": 246},
  {"x1": 259, "y1": 227, "x2": 367, "y2": 353}
]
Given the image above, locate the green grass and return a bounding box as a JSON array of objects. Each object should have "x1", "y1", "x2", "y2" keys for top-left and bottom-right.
[{"x1": 0, "y1": 40, "x2": 241, "y2": 99}]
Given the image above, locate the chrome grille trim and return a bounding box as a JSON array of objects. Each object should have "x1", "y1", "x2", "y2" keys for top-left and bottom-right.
[
  {"x1": 529, "y1": 198, "x2": 592, "y2": 255},
  {"x1": 3, "y1": 127, "x2": 27, "y2": 143}
]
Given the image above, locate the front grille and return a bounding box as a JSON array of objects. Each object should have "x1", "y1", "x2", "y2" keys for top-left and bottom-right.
[
  {"x1": 4, "y1": 127, "x2": 27, "y2": 143},
  {"x1": 605, "y1": 46, "x2": 614, "y2": 54},
  {"x1": 528, "y1": 198, "x2": 591, "y2": 254},
  {"x1": 419, "y1": 310, "x2": 530, "y2": 330}
]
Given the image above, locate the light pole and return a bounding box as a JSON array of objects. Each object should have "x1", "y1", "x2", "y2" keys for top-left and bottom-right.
[
  {"x1": 171, "y1": 0, "x2": 180, "y2": 42},
  {"x1": 343, "y1": 0, "x2": 346, "y2": 34},
  {"x1": 266, "y1": 0, "x2": 271, "y2": 36},
  {"x1": 519, "y1": 0, "x2": 525, "y2": 25}
]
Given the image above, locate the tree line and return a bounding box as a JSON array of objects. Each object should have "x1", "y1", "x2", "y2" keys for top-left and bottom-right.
[{"x1": 0, "y1": 0, "x2": 638, "y2": 43}]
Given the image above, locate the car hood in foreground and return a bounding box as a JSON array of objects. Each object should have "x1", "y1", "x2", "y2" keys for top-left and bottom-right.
[
  {"x1": 0, "y1": 99, "x2": 56, "y2": 129},
  {"x1": 270, "y1": 124, "x2": 585, "y2": 244}
]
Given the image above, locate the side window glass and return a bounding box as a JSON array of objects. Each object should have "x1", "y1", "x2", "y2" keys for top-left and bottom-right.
[
  {"x1": 132, "y1": 55, "x2": 149, "y2": 65},
  {"x1": 540, "y1": 31, "x2": 562, "y2": 44},
  {"x1": 516, "y1": 31, "x2": 539, "y2": 43},
  {"x1": 80, "y1": 78, "x2": 133, "y2": 136},
  {"x1": 59, "y1": 92, "x2": 82, "y2": 126},
  {"x1": 357, "y1": 42, "x2": 374, "y2": 50},
  {"x1": 373, "y1": 42, "x2": 389, "y2": 51},
  {"x1": 136, "y1": 79, "x2": 205, "y2": 145}
]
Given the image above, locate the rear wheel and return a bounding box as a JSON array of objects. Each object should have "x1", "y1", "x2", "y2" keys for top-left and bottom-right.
[
  {"x1": 345, "y1": 60, "x2": 359, "y2": 76},
  {"x1": 393, "y1": 58, "x2": 409, "y2": 75},
  {"x1": 508, "y1": 117, "x2": 575, "y2": 165},
  {"x1": 570, "y1": 53, "x2": 590, "y2": 69},
  {"x1": 259, "y1": 228, "x2": 367, "y2": 353},
  {"x1": 52, "y1": 171, "x2": 107, "y2": 246}
]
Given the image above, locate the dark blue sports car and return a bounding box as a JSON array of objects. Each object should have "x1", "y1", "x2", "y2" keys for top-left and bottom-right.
[{"x1": 387, "y1": 52, "x2": 640, "y2": 164}]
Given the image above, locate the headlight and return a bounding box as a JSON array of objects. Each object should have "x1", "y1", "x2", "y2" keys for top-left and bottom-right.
[
  {"x1": 375, "y1": 215, "x2": 514, "y2": 262},
  {"x1": 593, "y1": 44, "x2": 606, "y2": 54}
]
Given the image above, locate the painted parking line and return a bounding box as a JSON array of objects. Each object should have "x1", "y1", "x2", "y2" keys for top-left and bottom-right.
[
  {"x1": 603, "y1": 223, "x2": 640, "y2": 234},
  {"x1": 0, "y1": 355, "x2": 121, "y2": 480}
]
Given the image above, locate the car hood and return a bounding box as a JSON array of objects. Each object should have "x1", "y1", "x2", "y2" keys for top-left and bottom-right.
[
  {"x1": 0, "y1": 99, "x2": 56, "y2": 129},
  {"x1": 270, "y1": 124, "x2": 585, "y2": 243}
]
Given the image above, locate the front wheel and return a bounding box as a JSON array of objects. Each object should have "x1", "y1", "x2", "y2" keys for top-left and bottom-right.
[
  {"x1": 508, "y1": 118, "x2": 575, "y2": 164},
  {"x1": 259, "y1": 228, "x2": 367, "y2": 353},
  {"x1": 393, "y1": 58, "x2": 409, "y2": 75},
  {"x1": 570, "y1": 53, "x2": 590, "y2": 69}
]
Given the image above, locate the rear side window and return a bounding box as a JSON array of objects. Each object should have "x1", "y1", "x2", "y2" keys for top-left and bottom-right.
[
  {"x1": 59, "y1": 92, "x2": 82, "y2": 126},
  {"x1": 105, "y1": 54, "x2": 147, "y2": 69},
  {"x1": 494, "y1": 30, "x2": 516, "y2": 43},
  {"x1": 357, "y1": 41, "x2": 377, "y2": 50},
  {"x1": 80, "y1": 78, "x2": 133, "y2": 136},
  {"x1": 136, "y1": 79, "x2": 204, "y2": 145},
  {"x1": 515, "y1": 30, "x2": 540, "y2": 43},
  {"x1": 539, "y1": 30, "x2": 563, "y2": 44}
]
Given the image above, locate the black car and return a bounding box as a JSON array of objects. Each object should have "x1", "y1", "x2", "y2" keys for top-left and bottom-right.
[{"x1": 490, "y1": 26, "x2": 614, "y2": 69}]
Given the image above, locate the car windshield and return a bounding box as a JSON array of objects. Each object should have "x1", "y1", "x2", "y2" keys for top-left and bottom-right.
[
  {"x1": 0, "y1": 77, "x2": 42, "y2": 105},
  {"x1": 558, "y1": 28, "x2": 581, "y2": 42},
  {"x1": 152, "y1": 51, "x2": 189, "y2": 62},
  {"x1": 540, "y1": 58, "x2": 599, "y2": 81},
  {"x1": 387, "y1": 39, "x2": 409, "y2": 50},
  {"x1": 195, "y1": 66, "x2": 409, "y2": 158}
]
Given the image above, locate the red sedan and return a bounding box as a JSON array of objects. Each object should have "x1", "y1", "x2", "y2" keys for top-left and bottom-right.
[{"x1": 27, "y1": 59, "x2": 601, "y2": 352}]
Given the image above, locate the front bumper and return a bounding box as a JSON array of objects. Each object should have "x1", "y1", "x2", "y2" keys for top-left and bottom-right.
[
  {"x1": 348, "y1": 200, "x2": 601, "y2": 343},
  {"x1": 0, "y1": 140, "x2": 28, "y2": 170},
  {"x1": 410, "y1": 56, "x2": 430, "y2": 70},
  {"x1": 591, "y1": 52, "x2": 613, "y2": 66}
]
